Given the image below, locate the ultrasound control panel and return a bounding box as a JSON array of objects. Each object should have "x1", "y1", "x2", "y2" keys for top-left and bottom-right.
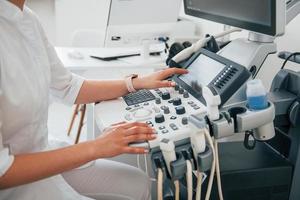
[
  {"x1": 95, "y1": 48, "x2": 251, "y2": 149},
  {"x1": 95, "y1": 85, "x2": 206, "y2": 149}
]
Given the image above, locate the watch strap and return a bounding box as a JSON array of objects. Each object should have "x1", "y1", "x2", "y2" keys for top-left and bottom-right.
[{"x1": 125, "y1": 74, "x2": 138, "y2": 93}]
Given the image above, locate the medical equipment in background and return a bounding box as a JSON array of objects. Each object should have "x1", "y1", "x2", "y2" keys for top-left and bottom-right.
[{"x1": 104, "y1": 0, "x2": 182, "y2": 47}]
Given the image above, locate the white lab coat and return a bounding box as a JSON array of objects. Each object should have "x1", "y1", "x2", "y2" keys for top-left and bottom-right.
[{"x1": 0, "y1": 1, "x2": 92, "y2": 199}]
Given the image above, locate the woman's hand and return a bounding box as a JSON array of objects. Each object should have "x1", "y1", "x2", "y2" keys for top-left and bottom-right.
[
  {"x1": 91, "y1": 122, "x2": 156, "y2": 158},
  {"x1": 133, "y1": 68, "x2": 188, "y2": 90}
]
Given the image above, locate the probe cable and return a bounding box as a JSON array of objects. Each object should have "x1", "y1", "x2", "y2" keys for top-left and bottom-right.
[
  {"x1": 214, "y1": 139, "x2": 224, "y2": 200},
  {"x1": 157, "y1": 168, "x2": 164, "y2": 200},
  {"x1": 186, "y1": 160, "x2": 193, "y2": 200},
  {"x1": 204, "y1": 129, "x2": 216, "y2": 200},
  {"x1": 195, "y1": 171, "x2": 203, "y2": 200},
  {"x1": 281, "y1": 52, "x2": 300, "y2": 69},
  {"x1": 172, "y1": 28, "x2": 242, "y2": 63},
  {"x1": 204, "y1": 129, "x2": 224, "y2": 200},
  {"x1": 174, "y1": 180, "x2": 180, "y2": 200}
]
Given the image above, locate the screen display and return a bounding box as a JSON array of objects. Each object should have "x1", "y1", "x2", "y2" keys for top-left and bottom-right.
[
  {"x1": 186, "y1": 0, "x2": 272, "y2": 26},
  {"x1": 179, "y1": 54, "x2": 226, "y2": 94},
  {"x1": 184, "y1": 0, "x2": 276, "y2": 35}
]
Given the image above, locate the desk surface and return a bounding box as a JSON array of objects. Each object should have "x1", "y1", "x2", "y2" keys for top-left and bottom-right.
[{"x1": 55, "y1": 47, "x2": 167, "y2": 71}]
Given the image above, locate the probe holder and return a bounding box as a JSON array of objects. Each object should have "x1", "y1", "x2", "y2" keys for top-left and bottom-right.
[
  {"x1": 170, "y1": 152, "x2": 187, "y2": 181},
  {"x1": 196, "y1": 146, "x2": 214, "y2": 172},
  {"x1": 210, "y1": 112, "x2": 235, "y2": 139}
]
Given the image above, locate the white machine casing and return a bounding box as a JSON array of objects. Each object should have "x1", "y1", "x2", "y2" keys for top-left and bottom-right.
[
  {"x1": 202, "y1": 86, "x2": 221, "y2": 121},
  {"x1": 159, "y1": 139, "x2": 177, "y2": 174}
]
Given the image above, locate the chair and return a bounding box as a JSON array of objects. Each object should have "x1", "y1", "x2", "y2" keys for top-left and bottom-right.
[{"x1": 68, "y1": 29, "x2": 106, "y2": 144}]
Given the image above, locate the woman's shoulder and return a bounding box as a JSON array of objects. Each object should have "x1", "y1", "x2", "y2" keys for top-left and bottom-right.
[
  {"x1": 24, "y1": 7, "x2": 46, "y2": 35},
  {"x1": 24, "y1": 6, "x2": 40, "y2": 23}
]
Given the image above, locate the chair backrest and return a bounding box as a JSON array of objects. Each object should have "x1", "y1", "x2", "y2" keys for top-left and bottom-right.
[{"x1": 71, "y1": 29, "x2": 106, "y2": 47}]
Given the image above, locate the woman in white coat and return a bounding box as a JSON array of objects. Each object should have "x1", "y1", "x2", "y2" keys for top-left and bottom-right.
[{"x1": 0, "y1": 0, "x2": 188, "y2": 199}]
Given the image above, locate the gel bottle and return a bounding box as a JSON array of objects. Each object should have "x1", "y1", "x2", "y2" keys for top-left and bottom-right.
[{"x1": 246, "y1": 79, "x2": 268, "y2": 110}]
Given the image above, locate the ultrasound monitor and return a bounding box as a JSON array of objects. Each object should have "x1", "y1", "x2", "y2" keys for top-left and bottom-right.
[
  {"x1": 183, "y1": 0, "x2": 286, "y2": 36},
  {"x1": 179, "y1": 54, "x2": 226, "y2": 94},
  {"x1": 173, "y1": 48, "x2": 251, "y2": 106}
]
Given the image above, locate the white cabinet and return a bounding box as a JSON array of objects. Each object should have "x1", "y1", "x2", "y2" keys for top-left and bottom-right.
[{"x1": 55, "y1": 0, "x2": 111, "y2": 46}]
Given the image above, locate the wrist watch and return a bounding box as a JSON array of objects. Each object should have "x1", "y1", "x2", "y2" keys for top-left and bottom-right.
[{"x1": 125, "y1": 74, "x2": 138, "y2": 93}]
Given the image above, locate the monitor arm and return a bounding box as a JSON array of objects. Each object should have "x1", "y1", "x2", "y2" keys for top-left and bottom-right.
[{"x1": 287, "y1": 0, "x2": 300, "y2": 24}]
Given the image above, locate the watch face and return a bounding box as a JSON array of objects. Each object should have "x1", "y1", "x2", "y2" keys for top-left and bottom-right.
[
  {"x1": 132, "y1": 74, "x2": 138, "y2": 78},
  {"x1": 127, "y1": 74, "x2": 138, "y2": 78}
]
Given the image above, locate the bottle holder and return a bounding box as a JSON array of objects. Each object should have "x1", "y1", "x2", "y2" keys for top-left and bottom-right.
[
  {"x1": 233, "y1": 102, "x2": 275, "y2": 134},
  {"x1": 210, "y1": 101, "x2": 276, "y2": 149}
]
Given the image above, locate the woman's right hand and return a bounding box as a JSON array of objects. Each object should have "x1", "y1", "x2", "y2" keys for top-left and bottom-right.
[{"x1": 91, "y1": 122, "x2": 157, "y2": 159}]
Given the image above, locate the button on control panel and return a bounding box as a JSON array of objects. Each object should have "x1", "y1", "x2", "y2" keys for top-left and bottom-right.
[
  {"x1": 162, "y1": 92, "x2": 171, "y2": 100},
  {"x1": 212, "y1": 65, "x2": 240, "y2": 89}
]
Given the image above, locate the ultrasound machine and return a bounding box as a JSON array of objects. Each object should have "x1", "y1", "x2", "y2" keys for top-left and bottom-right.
[{"x1": 95, "y1": 0, "x2": 300, "y2": 199}]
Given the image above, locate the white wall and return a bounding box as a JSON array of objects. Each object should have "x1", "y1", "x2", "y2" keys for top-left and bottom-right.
[{"x1": 26, "y1": 0, "x2": 56, "y2": 43}]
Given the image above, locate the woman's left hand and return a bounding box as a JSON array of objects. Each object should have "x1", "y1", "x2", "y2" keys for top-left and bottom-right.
[{"x1": 133, "y1": 68, "x2": 188, "y2": 90}]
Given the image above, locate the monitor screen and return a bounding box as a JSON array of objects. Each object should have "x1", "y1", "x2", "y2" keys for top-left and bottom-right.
[
  {"x1": 179, "y1": 54, "x2": 226, "y2": 95},
  {"x1": 184, "y1": 0, "x2": 277, "y2": 36}
]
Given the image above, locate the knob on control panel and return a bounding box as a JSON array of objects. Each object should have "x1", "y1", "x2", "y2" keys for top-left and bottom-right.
[
  {"x1": 179, "y1": 88, "x2": 184, "y2": 94},
  {"x1": 155, "y1": 98, "x2": 161, "y2": 104},
  {"x1": 183, "y1": 91, "x2": 189, "y2": 98},
  {"x1": 174, "y1": 85, "x2": 180, "y2": 91},
  {"x1": 182, "y1": 117, "x2": 188, "y2": 125},
  {"x1": 175, "y1": 106, "x2": 186, "y2": 115},
  {"x1": 155, "y1": 114, "x2": 165, "y2": 123},
  {"x1": 173, "y1": 98, "x2": 182, "y2": 106},
  {"x1": 162, "y1": 92, "x2": 171, "y2": 100},
  {"x1": 163, "y1": 107, "x2": 170, "y2": 114}
]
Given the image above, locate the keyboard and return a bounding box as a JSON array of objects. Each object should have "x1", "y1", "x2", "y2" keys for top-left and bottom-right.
[{"x1": 123, "y1": 90, "x2": 156, "y2": 106}]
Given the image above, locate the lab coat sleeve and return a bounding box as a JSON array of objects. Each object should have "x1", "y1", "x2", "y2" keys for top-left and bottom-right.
[
  {"x1": 47, "y1": 43, "x2": 85, "y2": 105},
  {"x1": 36, "y1": 15, "x2": 85, "y2": 105},
  {"x1": 0, "y1": 77, "x2": 14, "y2": 177}
]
